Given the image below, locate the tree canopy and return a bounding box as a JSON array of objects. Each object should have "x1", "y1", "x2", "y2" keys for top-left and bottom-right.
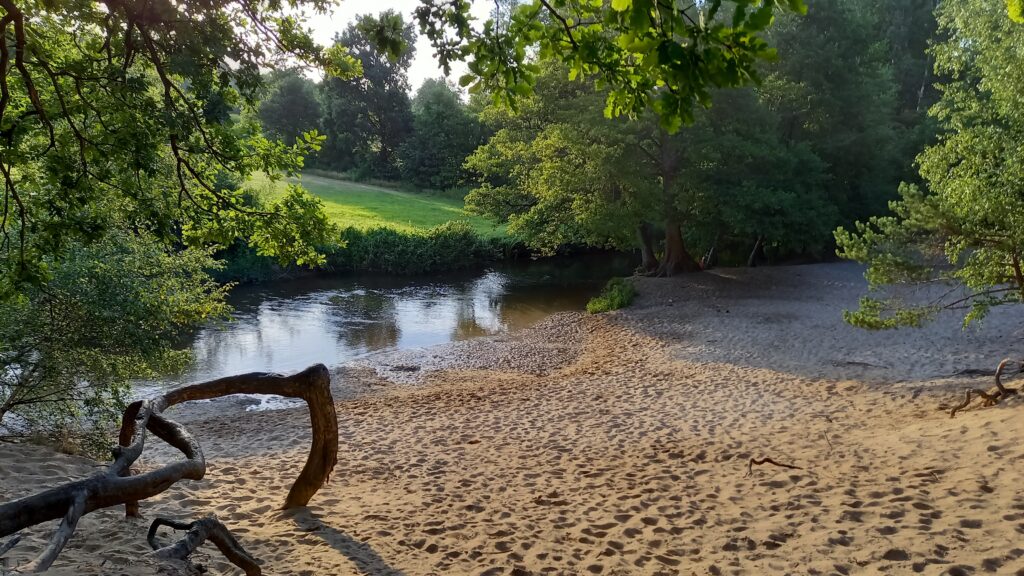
[
  {"x1": 0, "y1": 0, "x2": 357, "y2": 287},
  {"x1": 418, "y1": 0, "x2": 808, "y2": 131},
  {"x1": 464, "y1": 0, "x2": 927, "y2": 274},
  {"x1": 398, "y1": 78, "x2": 484, "y2": 190},
  {"x1": 836, "y1": 0, "x2": 1024, "y2": 328},
  {"x1": 0, "y1": 0, "x2": 348, "y2": 441},
  {"x1": 259, "y1": 70, "x2": 322, "y2": 145},
  {"x1": 318, "y1": 10, "x2": 417, "y2": 179}
]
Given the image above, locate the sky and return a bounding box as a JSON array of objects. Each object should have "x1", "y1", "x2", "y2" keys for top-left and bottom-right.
[{"x1": 305, "y1": 0, "x2": 493, "y2": 93}]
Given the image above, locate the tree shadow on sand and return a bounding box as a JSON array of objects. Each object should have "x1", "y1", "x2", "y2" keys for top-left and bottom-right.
[{"x1": 283, "y1": 508, "x2": 406, "y2": 576}]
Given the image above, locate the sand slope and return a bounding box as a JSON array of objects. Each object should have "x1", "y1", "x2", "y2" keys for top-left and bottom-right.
[{"x1": 2, "y1": 263, "x2": 1024, "y2": 575}]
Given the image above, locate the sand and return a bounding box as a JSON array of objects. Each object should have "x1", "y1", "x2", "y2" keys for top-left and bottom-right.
[{"x1": 2, "y1": 262, "x2": 1024, "y2": 575}]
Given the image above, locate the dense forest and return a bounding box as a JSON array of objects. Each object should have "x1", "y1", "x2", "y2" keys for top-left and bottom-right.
[
  {"x1": 258, "y1": 0, "x2": 938, "y2": 271},
  {"x1": 1, "y1": 0, "x2": 1022, "y2": 451}
]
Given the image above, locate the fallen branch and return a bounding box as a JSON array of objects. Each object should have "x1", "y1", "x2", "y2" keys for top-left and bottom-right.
[
  {"x1": 747, "y1": 457, "x2": 803, "y2": 477},
  {"x1": 948, "y1": 358, "x2": 1020, "y2": 417},
  {"x1": 0, "y1": 534, "x2": 21, "y2": 557},
  {"x1": 0, "y1": 364, "x2": 336, "y2": 572},
  {"x1": 148, "y1": 516, "x2": 261, "y2": 576}
]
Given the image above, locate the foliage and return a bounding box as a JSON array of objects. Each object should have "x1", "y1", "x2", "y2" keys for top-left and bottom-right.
[
  {"x1": 417, "y1": 0, "x2": 807, "y2": 131},
  {"x1": 318, "y1": 11, "x2": 417, "y2": 179},
  {"x1": 0, "y1": 0, "x2": 357, "y2": 289},
  {"x1": 465, "y1": 1, "x2": 931, "y2": 269},
  {"x1": 763, "y1": 0, "x2": 902, "y2": 225},
  {"x1": 586, "y1": 277, "x2": 636, "y2": 313},
  {"x1": 0, "y1": 234, "x2": 228, "y2": 454},
  {"x1": 327, "y1": 221, "x2": 497, "y2": 274},
  {"x1": 259, "y1": 71, "x2": 323, "y2": 144},
  {"x1": 466, "y1": 63, "x2": 653, "y2": 255},
  {"x1": 836, "y1": 0, "x2": 1024, "y2": 328},
  {"x1": 398, "y1": 79, "x2": 485, "y2": 190},
  {"x1": 683, "y1": 88, "x2": 835, "y2": 260},
  {"x1": 0, "y1": 0, "x2": 358, "y2": 445},
  {"x1": 467, "y1": 122, "x2": 641, "y2": 254}
]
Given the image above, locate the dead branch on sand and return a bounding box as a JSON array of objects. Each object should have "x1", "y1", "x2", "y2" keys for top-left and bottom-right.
[
  {"x1": 148, "y1": 516, "x2": 261, "y2": 575},
  {"x1": 746, "y1": 457, "x2": 803, "y2": 477},
  {"x1": 0, "y1": 364, "x2": 337, "y2": 573},
  {"x1": 948, "y1": 358, "x2": 1021, "y2": 418}
]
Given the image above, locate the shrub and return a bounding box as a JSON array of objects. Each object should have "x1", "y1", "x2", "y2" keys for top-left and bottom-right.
[
  {"x1": 214, "y1": 241, "x2": 283, "y2": 283},
  {"x1": 586, "y1": 277, "x2": 636, "y2": 314},
  {"x1": 326, "y1": 220, "x2": 496, "y2": 275},
  {"x1": 0, "y1": 234, "x2": 228, "y2": 455}
]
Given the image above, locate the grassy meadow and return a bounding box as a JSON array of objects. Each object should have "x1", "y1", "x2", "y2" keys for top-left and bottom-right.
[{"x1": 249, "y1": 172, "x2": 505, "y2": 238}]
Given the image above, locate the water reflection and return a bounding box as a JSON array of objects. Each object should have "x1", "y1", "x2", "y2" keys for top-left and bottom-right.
[{"x1": 159, "y1": 254, "x2": 635, "y2": 386}]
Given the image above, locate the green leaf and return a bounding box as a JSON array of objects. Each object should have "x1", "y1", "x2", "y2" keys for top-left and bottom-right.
[
  {"x1": 747, "y1": 3, "x2": 775, "y2": 30},
  {"x1": 785, "y1": 0, "x2": 808, "y2": 16},
  {"x1": 1010, "y1": 0, "x2": 1024, "y2": 22},
  {"x1": 459, "y1": 74, "x2": 476, "y2": 87},
  {"x1": 611, "y1": 0, "x2": 632, "y2": 13}
]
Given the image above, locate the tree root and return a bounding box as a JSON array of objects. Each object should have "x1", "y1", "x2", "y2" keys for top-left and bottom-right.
[
  {"x1": 746, "y1": 457, "x2": 803, "y2": 477},
  {"x1": 948, "y1": 358, "x2": 1021, "y2": 418},
  {"x1": 148, "y1": 516, "x2": 261, "y2": 576},
  {"x1": 0, "y1": 364, "x2": 336, "y2": 573}
]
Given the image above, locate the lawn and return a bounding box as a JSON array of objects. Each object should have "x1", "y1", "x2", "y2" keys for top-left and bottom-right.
[{"x1": 248, "y1": 173, "x2": 505, "y2": 238}]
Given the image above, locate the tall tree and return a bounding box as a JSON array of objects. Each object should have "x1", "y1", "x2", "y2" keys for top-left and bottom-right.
[
  {"x1": 465, "y1": 64, "x2": 657, "y2": 261},
  {"x1": 682, "y1": 88, "x2": 834, "y2": 267},
  {"x1": 259, "y1": 70, "x2": 323, "y2": 144},
  {"x1": 836, "y1": 0, "x2": 1024, "y2": 328},
  {"x1": 319, "y1": 11, "x2": 416, "y2": 179},
  {"x1": 0, "y1": 0, "x2": 352, "y2": 441},
  {"x1": 882, "y1": 0, "x2": 941, "y2": 185},
  {"x1": 763, "y1": 0, "x2": 901, "y2": 226},
  {"x1": 465, "y1": 61, "x2": 837, "y2": 274},
  {"x1": 398, "y1": 79, "x2": 483, "y2": 190}
]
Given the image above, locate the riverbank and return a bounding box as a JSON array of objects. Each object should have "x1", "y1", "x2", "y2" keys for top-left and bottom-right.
[{"x1": 3, "y1": 263, "x2": 1024, "y2": 575}]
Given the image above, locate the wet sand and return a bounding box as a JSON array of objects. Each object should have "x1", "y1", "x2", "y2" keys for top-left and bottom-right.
[{"x1": 2, "y1": 263, "x2": 1024, "y2": 575}]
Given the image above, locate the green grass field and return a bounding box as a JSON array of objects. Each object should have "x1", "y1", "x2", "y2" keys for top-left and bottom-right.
[{"x1": 249, "y1": 173, "x2": 505, "y2": 238}]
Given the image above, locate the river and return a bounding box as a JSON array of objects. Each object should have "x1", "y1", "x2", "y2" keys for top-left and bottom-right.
[{"x1": 158, "y1": 253, "x2": 635, "y2": 387}]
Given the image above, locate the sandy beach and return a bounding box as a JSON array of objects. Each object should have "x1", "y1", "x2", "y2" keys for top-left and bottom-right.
[{"x1": 3, "y1": 262, "x2": 1024, "y2": 575}]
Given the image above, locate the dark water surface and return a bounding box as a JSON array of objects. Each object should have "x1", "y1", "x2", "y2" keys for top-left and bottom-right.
[{"x1": 160, "y1": 254, "x2": 635, "y2": 386}]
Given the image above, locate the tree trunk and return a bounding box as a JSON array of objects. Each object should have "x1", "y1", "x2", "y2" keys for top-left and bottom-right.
[
  {"x1": 651, "y1": 131, "x2": 699, "y2": 277},
  {"x1": 657, "y1": 221, "x2": 701, "y2": 276},
  {"x1": 636, "y1": 222, "x2": 660, "y2": 274},
  {"x1": 747, "y1": 235, "x2": 764, "y2": 268},
  {"x1": 701, "y1": 232, "x2": 720, "y2": 270}
]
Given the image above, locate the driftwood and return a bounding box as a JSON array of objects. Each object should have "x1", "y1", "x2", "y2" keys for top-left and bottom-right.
[
  {"x1": 0, "y1": 535, "x2": 22, "y2": 557},
  {"x1": 746, "y1": 457, "x2": 803, "y2": 477},
  {"x1": 949, "y1": 358, "x2": 1021, "y2": 417},
  {"x1": 148, "y1": 516, "x2": 261, "y2": 575},
  {"x1": 0, "y1": 364, "x2": 336, "y2": 573}
]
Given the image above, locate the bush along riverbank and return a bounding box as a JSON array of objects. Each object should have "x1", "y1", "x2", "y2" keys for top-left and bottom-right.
[
  {"x1": 586, "y1": 277, "x2": 637, "y2": 313},
  {"x1": 214, "y1": 220, "x2": 523, "y2": 283}
]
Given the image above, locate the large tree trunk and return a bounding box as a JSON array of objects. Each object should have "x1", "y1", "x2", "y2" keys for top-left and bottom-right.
[
  {"x1": 650, "y1": 132, "x2": 700, "y2": 277},
  {"x1": 0, "y1": 364, "x2": 337, "y2": 573},
  {"x1": 657, "y1": 221, "x2": 701, "y2": 276},
  {"x1": 636, "y1": 222, "x2": 660, "y2": 274}
]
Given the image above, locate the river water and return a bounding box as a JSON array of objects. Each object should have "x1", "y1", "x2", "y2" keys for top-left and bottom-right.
[{"x1": 158, "y1": 254, "x2": 635, "y2": 387}]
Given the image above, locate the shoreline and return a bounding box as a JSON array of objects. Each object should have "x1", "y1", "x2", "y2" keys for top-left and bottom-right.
[{"x1": 3, "y1": 262, "x2": 1024, "y2": 575}]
